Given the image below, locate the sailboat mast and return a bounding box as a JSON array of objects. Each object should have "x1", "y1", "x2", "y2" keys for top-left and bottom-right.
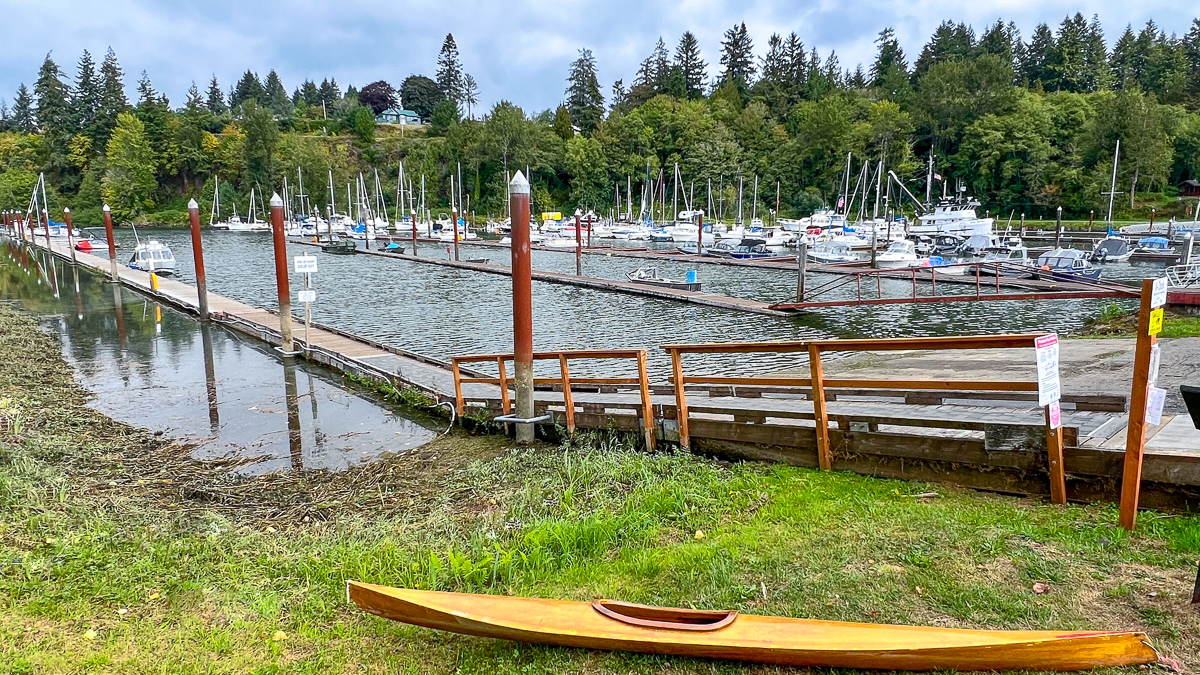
[
  {"x1": 925, "y1": 153, "x2": 934, "y2": 207},
  {"x1": 737, "y1": 175, "x2": 743, "y2": 225},
  {"x1": 843, "y1": 151, "x2": 852, "y2": 214},
  {"x1": 752, "y1": 175, "x2": 758, "y2": 222},
  {"x1": 1107, "y1": 139, "x2": 1120, "y2": 223},
  {"x1": 672, "y1": 162, "x2": 679, "y2": 222}
]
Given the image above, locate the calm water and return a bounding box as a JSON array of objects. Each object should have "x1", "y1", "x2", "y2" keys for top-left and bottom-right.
[
  {"x1": 105, "y1": 229, "x2": 1164, "y2": 377},
  {"x1": 1, "y1": 242, "x2": 438, "y2": 474}
]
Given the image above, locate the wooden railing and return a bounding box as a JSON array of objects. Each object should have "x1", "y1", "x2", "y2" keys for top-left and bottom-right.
[
  {"x1": 662, "y1": 334, "x2": 1067, "y2": 504},
  {"x1": 451, "y1": 349, "x2": 655, "y2": 449}
]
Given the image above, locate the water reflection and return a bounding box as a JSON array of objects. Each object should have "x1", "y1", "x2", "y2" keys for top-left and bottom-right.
[{"x1": 1, "y1": 240, "x2": 438, "y2": 474}]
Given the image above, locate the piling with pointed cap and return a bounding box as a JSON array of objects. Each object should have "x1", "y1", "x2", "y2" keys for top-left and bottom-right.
[
  {"x1": 102, "y1": 204, "x2": 119, "y2": 281},
  {"x1": 1055, "y1": 206, "x2": 1063, "y2": 249},
  {"x1": 188, "y1": 198, "x2": 210, "y2": 321},
  {"x1": 269, "y1": 192, "x2": 295, "y2": 353},
  {"x1": 63, "y1": 207, "x2": 77, "y2": 264},
  {"x1": 509, "y1": 171, "x2": 534, "y2": 443}
]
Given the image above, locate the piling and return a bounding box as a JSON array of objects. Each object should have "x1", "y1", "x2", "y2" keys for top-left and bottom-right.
[
  {"x1": 509, "y1": 171, "x2": 535, "y2": 443},
  {"x1": 102, "y1": 205, "x2": 119, "y2": 281},
  {"x1": 1054, "y1": 207, "x2": 1063, "y2": 249},
  {"x1": 1184, "y1": 234, "x2": 1194, "y2": 265},
  {"x1": 1020, "y1": 212, "x2": 1026, "y2": 239},
  {"x1": 574, "y1": 212, "x2": 582, "y2": 276},
  {"x1": 63, "y1": 208, "x2": 77, "y2": 264},
  {"x1": 1089, "y1": 210, "x2": 1094, "y2": 229},
  {"x1": 187, "y1": 199, "x2": 210, "y2": 321},
  {"x1": 796, "y1": 241, "x2": 807, "y2": 301},
  {"x1": 269, "y1": 193, "x2": 296, "y2": 354},
  {"x1": 42, "y1": 210, "x2": 52, "y2": 251},
  {"x1": 453, "y1": 211, "x2": 460, "y2": 261},
  {"x1": 587, "y1": 213, "x2": 593, "y2": 248}
]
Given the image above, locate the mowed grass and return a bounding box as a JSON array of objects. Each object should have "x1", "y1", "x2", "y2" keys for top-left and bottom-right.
[{"x1": 1, "y1": 306, "x2": 1199, "y2": 674}]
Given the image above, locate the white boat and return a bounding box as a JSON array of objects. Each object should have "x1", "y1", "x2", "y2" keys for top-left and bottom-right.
[
  {"x1": 807, "y1": 241, "x2": 858, "y2": 264},
  {"x1": 911, "y1": 199, "x2": 994, "y2": 238},
  {"x1": 648, "y1": 226, "x2": 675, "y2": 242},
  {"x1": 671, "y1": 223, "x2": 715, "y2": 247},
  {"x1": 128, "y1": 240, "x2": 176, "y2": 275},
  {"x1": 1088, "y1": 236, "x2": 1132, "y2": 263},
  {"x1": 751, "y1": 226, "x2": 794, "y2": 251},
  {"x1": 541, "y1": 237, "x2": 577, "y2": 248},
  {"x1": 874, "y1": 240, "x2": 925, "y2": 269}
]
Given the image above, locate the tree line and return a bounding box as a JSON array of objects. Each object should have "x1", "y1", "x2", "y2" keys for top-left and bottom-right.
[{"x1": 1, "y1": 17, "x2": 1199, "y2": 226}]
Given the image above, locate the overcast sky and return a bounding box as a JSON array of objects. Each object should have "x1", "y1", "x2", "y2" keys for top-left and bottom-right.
[{"x1": 1, "y1": 0, "x2": 1196, "y2": 115}]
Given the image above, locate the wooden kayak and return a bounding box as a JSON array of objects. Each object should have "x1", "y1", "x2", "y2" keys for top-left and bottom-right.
[{"x1": 347, "y1": 582, "x2": 1159, "y2": 671}]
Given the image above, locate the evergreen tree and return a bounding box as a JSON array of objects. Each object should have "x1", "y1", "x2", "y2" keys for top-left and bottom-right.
[
  {"x1": 134, "y1": 72, "x2": 170, "y2": 177},
  {"x1": 12, "y1": 84, "x2": 35, "y2": 133},
  {"x1": 870, "y1": 28, "x2": 909, "y2": 100},
  {"x1": 73, "y1": 50, "x2": 101, "y2": 139},
  {"x1": 977, "y1": 20, "x2": 1015, "y2": 65},
  {"x1": 1023, "y1": 23, "x2": 1056, "y2": 86},
  {"x1": 436, "y1": 33, "x2": 465, "y2": 105},
  {"x1": 756, "y1": 33, "x2": 792, "y2": 116},
  {"x1": 565, "y1": 48, "x2": 604, "y2": 134},
  {"x1": 1110, "y1": 25, "x2": 1139, "y2": 89},
  {"x1": 96, "y1": 48, "x2": 127, "y2": 141},
  {"x1": 674, "y1": 31, "x2": 707, "y2": 99},
  {"x1": 650, "y1": 38, "x2": 671, "y2": 93},
  {"x1": 718, "y1": 22, "x2": 756, "y2": 97},
  {"x1": 848, "y1": 64, "x2": 868, "y2": 89},
  {"x1": 231, "y1": 71, "x2": 265, "y2": 110},
  {"x1": 1185, "y1": 19, "x2": 1200, "y2": 105},
  {"x1": 300, "y1": 80, "x2": 321, "y2": 107},
  {"x1": 1083, "y1": 14, "x2": 1111, "y2": 92},
  {"x1": 552, "y1": 104, "x2": 574, "y2": 141},
  {"x1": 34, "y1": 53, "x2": 72, "y2": 135},
  {"x1": 464, "y1": 74, "x2": 480, "y2": 118},
  {"x1": 263, "y1": 70, "x2": 291, "y2": 116},
  {"x1": 1051, "y1": 13, "x2": 1090, "y2": 92},
  {"x1": 206, "y1": 75, "x2": 227, "y2": 114},
  {"x1": 609, "y1": 79, "x2": 628, "y2": 113},
  {"x1": 318, "y1": 78, "x2": 340, "y2": 106},
  {"x1": 240, "y1": 99, "x2": 278, "y2": 189},
  {"x1": 783, "y1": 32, "x2": 808, "y2": 100},
  {"x1": 913, "y1": 21, "x2": 974, "y2": 80}
]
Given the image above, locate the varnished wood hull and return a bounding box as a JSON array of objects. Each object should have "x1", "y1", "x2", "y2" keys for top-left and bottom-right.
[{"x1": 347, "y1": 582, "x2": 1158, "y2": 671}]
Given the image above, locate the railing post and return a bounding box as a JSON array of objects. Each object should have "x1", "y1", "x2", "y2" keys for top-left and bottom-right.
[
  {"x1": 497, "y1": 356, "x2": 512, "y2": 415},
  {"x1": 1045, "y1": 406, "x2": 1066, "y2": 504},
  {"x1": 1119, "y1": 279, "x2": 1159, "y2": 530},
  {"x1": 809, "y1": 343, "x2": 832, "y2": 470},
  {"x1": 637, "y1": 350, "x2": 655, "y2": 451},
  {"x1": 670, "y1": 348, "x2": 690, "y2": 449},
  {"x1": 452, "y1": 359, "x2": 465, "y2": 416},
  {"x1": 558, "y1": 354, "x2": 575, "y2": 435}
]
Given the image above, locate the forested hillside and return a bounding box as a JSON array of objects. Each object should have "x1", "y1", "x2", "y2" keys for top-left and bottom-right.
[{"x1": 2, "y1": 16, "x2": 1199, "y2": 226}]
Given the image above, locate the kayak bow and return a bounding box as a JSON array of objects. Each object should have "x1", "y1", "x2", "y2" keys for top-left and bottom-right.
[{"x1": 347, "y1": 581, "x2": 1158, "y2": 671}]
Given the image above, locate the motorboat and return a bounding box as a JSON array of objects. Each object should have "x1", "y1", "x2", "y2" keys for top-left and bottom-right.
[
  {"x1": 1034, "y1": 248, "x2": 1101, "y2": 280},
  {"x1": 1129, "y1": 236, "x2": 1178, "y2": 263},
  {"x1": 541, "y1": 237, "x2": 578, "y2": 248},
  {"x1": 874, "y1": 240, "x2": 924, "y2": 269},
  {"x1": 1088, "y1": 236, "x2": 1132, "y2": 263},
  {"x1": 752, "y1": 226, "x2": 794, "y2": 251},
  {"x1": 611, "y1": 224, "x2": 650, "y2": 240},
  {"x1": 911, "y1": 198, "x2": 994, "y2": 238},
  {"x1": 961, "y1": 234, "x2": 1002, "y2": 256},
  {"x1": 807, "y1": 241, "x2": 858, "y2": 264},
  {"x1": 322, "y1": 238, "x2": 357, "y2": 255},
  {"x1": 648, "y1": 226, "x2": 675, "y2": 242},
  {"x1": 673, "y1": 223, "x2": 716, "y2": 248},
  {"x1": 626, "y1": 266, "x2": 701, "y2": 291},
  {"x1": 128, "y1": 240, "x2": 176, "y2": 275},
  {"x1": 930, "y1": 234, "x2": 968, "y2": 256},
  {"x1": 979, "y1": 243, "x2": 1031, "y2": 276},
  {"x1": 74, "y1": 227, "x2": 116, "y2": 253},
  {"x1": 727, "y1": 238, "x2": 777, "y2": 259},
  {"x1": 928, "y1": 255, "x2": 968, "y2": 274}
]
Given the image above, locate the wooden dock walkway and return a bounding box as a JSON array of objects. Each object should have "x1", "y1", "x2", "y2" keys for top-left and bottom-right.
[{"x1": 13, "y1": 230, "x2": 1198, "y2": 509}]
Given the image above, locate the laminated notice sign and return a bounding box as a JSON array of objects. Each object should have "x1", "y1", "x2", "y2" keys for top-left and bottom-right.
[
  {"x1": 1146, "y1": 386, "x2": 1167, "y2": 426},
  {"x1": 1150, "y1": 277, "x2": 1167, "y2": 309},
  {"x1": 1048, "y1": 400, "x2": 1062, "y2": 430},
  {"x1": 1035, "y1": 334, "x2": 1061, "y2": 407},
  {"x1": 298, "y1": 290, "x2": 316, "y2": 304}
]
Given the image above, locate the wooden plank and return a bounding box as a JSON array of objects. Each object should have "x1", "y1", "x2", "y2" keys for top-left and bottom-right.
[
  {"x1": 671, "y1": 349, "x2": 690, "y2": 449},
  {"x1": 1120, "y1": 280, "x2": 1155, "y2": 530}
]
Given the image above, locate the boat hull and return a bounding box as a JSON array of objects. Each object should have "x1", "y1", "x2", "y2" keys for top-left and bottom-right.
[{"x1": 347, "y1": 583, "x2": 1157, "y2": 671}]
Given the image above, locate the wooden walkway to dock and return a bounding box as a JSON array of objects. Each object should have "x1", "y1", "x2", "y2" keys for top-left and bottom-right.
[{"x1": 14, "y1": 231, "x2": 1199, "y2": 509}]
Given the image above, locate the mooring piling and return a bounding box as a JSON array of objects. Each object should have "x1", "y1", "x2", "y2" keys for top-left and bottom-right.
[
  {"x1": 574, "y1": 212, "x2": 582, "y2": 276},
  {"x1": 796, "y1": 241, "x2": 807, "y2": 301},
  {"x1": 63, "y1": 208, "x2": 77, "y2": 265},
  {"x1": 269, "y1": 192, "x2": 296, "y2": 354},
  {"x1": 187, "y1": 199, "x2": 210, "y2": 321},
  {"x1": 102, "y1": 204, "x2": 119, "y2": 282},
  {"x1": 509, "y1": 171, "x2": 535, "y2": 443},
  {"x1": 1055, "y1": 207, "x2": 1063, "y2": 249}
]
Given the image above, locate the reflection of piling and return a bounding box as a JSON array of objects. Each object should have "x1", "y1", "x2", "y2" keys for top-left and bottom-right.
[
  {"x1": 64, "y1": 208, "x2": 77, "y2": 265},
  {"x1": 201, "y1": 324, "x2": 220, "y2": 434},
  {"x1": 102, "y1": 205, "x2": 119, "y2": 282},
  {"x1": 509, "y1": 171, "x2": 535, "y2": 443},
  {"x1": 72, "y1": 266, "x2": 83, "y2": 320},
  {"x1": 269, "y1": 193, "x2": 296, "y2": 353},
  {"x1": 284, "y1": 359, "x2": 302, "y2": 468},
  {"x1": 112, "y1": 283, "x2": 126, "y2": 348},
  {"x1": 187, "y1": 199, "x2": 210, "y2": 321}
]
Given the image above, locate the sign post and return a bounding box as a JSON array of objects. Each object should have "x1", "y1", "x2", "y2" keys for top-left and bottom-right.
[
  {"x1": 1035, "y1": 333, "x2": 1066, "y2": 504},
  {"x1": 294, "y1": 255, "x2": 318, "y2": 349},
  {"x1": 1119, "y1": 278, "x2": 1167, "y2": 530}
]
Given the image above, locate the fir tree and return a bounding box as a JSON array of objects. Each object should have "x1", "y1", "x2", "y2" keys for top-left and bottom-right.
[
  {"x1": 73, "y1": 50, "x2": 101, "y2": 138},
  {"x1": 34, "y1": 53, "x2": 72, "y2": 135},
  {"x1": 263, "y1": 70, "x2": 291, "y2": 116},
  {"x1": 650, "y1": 38, "x2": 671, "y2": 93},
  {"x1": 1052, "y1": 13, "x2": 1089, "y2": 92},
  {"x1": 231, "y1": 71, "x2": 265, "y2": 110},
  {"x1": 300, "y1": 80, "x2": 321, "y2": 107},
  {"x1": 1184, "y1": 19, "x2": 1200, "y2": 104},
  {"x1": 674, "y1": 31, "x2": 707, "y2": 99},
  {"x1": 12, "y1": 84, "x2": 35, "y2": 133},
  {"x1": 318, "y1": 78, "x2": 340, "y2": 106},
  {"x1": 206, "y1": 75, "x2": 227, "y2": 114},
  {"x1": 913, "y1": 21, "x2": 974, "y2": 80},
  {"x1": 93, "y1": 48, "x2": 127, "y2": 142},
  {"x1": 1023, "y1": 23, "x2": 1056, "y2": 86},
  {"x1": 1083, "y1": 14, "x2": 1111, "y2": 92},
  {"x1": 718, "y1": 22, "x2": 756, "y2": 97},
  {"x1": 436, "y1": 33, "x2": 464, "y2": 105},
  {"x1": 783, "y1": 32, "x2": 807, "y2": 100},
  {"x1": 609, "y1": 79, "x2": 628, "y2": 113},
  {"x1": 464, "y1": 74, "x2": 480, "y2": 118},
  {"x1": 565, "y1": 48, "x2": 604, "y2": 134},
  {"x1": 870, "y1": 28, "x2": 909, "y2": 100}
]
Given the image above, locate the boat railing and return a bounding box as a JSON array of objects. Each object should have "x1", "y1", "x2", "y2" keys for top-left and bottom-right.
[
  {"x1": 452, "y1": 349, "x2": 654, "y2": 448},
  {"x1": 662, "y1": 333, "x2": 1070, "y2": 504},
  {"x1": 1166, "y1": 263, "x2": 1200, "y2": 289}
]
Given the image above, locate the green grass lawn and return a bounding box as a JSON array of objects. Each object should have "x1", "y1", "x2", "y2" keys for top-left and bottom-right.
[{"x1": 2, "y1": 304, "x2": 1199, "y2": 674}]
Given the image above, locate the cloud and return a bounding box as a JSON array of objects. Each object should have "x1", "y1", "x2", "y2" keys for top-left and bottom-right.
[{"x1": 0, "y1": 0, "x2": 1194, "y2": 114}]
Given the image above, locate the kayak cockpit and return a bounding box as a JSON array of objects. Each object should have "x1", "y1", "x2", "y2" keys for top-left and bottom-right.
[{"x1": 592, "y1": 599, "x2": 737, "y2": 631}]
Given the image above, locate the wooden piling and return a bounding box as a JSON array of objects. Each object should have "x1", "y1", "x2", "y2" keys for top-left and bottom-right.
[
  {"x1": 1055, "y1": 207, "x2": 1063, "y2": 249},
  {"x1": 102, "y1": 205, "x2": 119, "y2": 281},
  {"x1": 796, "y1": 241, "x2": 807, "y2": 301},
  {"x1": 269, "y1": 193, "x2": 295, "y2": 353},
  {"x1": 63, "y1": 208, "x2": 77, "y2": 264},
  {"x1": 575, "y1": 213, "x2": 582, "y2": 276},
  {"x1": 509, "y1": 172, "x2": 534, "y2": 442},
  {"x1": 187, "y1": 199, "x2": 210, "y2": 321}
]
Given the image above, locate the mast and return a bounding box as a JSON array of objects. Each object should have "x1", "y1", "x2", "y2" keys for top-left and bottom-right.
[
  {"x1": 737, "y1": 175, "x2": 743, "y2": 225},
  {"x1": 672, "y1": 162, "x2": 679, "y2": 222},
  {"x1": 843, "y1": 151, "x2": 852, "y2": 214},
  {"x1": 873, "y1": 156, "x2": 884, "y2": 220},
  {"x1": 210, "y1": 176, "x2": 219, "y2": 225},
  {"x1": 752, "y1": 175, "x2": 758, "y2": 222},
  {"x1": 1107, "y1": 139, "x2": 1121, "y2": 223},
  {"x1": 925, "y1": 153, "x2": 934, "y2": 207}
]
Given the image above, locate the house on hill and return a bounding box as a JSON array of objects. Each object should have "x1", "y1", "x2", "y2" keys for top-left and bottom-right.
[
  {"x1": 1181, "y1": 179, "x2": 1200, "y2": 198},
  {"x1": 376, "y1": 108, "x2": 422, "y2": 125}
]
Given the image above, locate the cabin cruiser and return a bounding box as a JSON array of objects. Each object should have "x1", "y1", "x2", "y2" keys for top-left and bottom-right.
[
  {"x1": 807, "y1": 240, "x2": 858, "y2": 264},
  {"x1": 962, "y1": 234, "x2": 1003, "y2": 256},
  {"x1": 911, "y1": 198, "x2": 994, "y2": 238},
  {"x1": 1034, "y1": 249, "x2": 1101, "y2": 280},
  {"x1": 1088, "y1": 236, "x2": 1132, "y2": 263},
  {"x1": 611, "y1": 224, "x2": 651, "y2": 240},
  {"x1": 128, "y1": 240, "x2": 176, "y2": 275},
  {"x1": 978, "y1": 242, "x2": 1031, "y2": 276},
  {"x1": 671, "y1": 223, "x2": 715, "y2": 248},
  {"x1": 930, "y1": 234, "x2": 968, "y2": 256},
  {"x1": 928, "y1": 256, "x2": 968, "y2": 274},
  {"x1": 874, "y1": 240, "x2": 924, "y2": 269},
  {"x1": 722, "y1": 238, "x2": 776, "y2": 259}
]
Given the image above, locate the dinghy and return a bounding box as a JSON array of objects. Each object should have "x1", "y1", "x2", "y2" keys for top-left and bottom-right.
[{"x1": 347, "y1": 582, "x2": 1158, "y2": 672}]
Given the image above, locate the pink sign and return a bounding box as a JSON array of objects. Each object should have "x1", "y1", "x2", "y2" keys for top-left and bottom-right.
[{"x1": 1048, "y1": 400, "x2": 1061, "y2": 430}]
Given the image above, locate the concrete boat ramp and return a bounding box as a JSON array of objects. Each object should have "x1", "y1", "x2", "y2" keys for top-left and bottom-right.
[{"x1": 14, "y1": 232, "x2": 1200, "y2": 509}]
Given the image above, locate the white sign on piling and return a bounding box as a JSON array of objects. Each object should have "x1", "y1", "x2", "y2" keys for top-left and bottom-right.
[
  {"x1": 1150, "y1": 277, "x2": 1167, "y2": 309},
  {"x1": 1035, "y1": 333, "x2": 1061, "y2": 407},
  {"x1": 298, "y1": 290, "x2": 316, "y2": 304},
  {"x1": 294, "y1": 255, "x2": 318, "y2": 274},
  {"x1": 1146, "y1": 386, "x2": 1167, "y2": 426}
]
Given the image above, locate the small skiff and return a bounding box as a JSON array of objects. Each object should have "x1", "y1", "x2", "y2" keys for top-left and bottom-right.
[{"x1": 347, "y1": 582, "x2": 1159, "y2": 671}]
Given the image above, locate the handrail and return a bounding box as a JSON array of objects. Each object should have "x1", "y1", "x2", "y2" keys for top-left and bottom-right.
[
  {"x1": 451, "y1": 349, "x2": 655, "y2": 450},
  {"x1": 663, "y1": 333, "x2": 1067, "y2": 505}
]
